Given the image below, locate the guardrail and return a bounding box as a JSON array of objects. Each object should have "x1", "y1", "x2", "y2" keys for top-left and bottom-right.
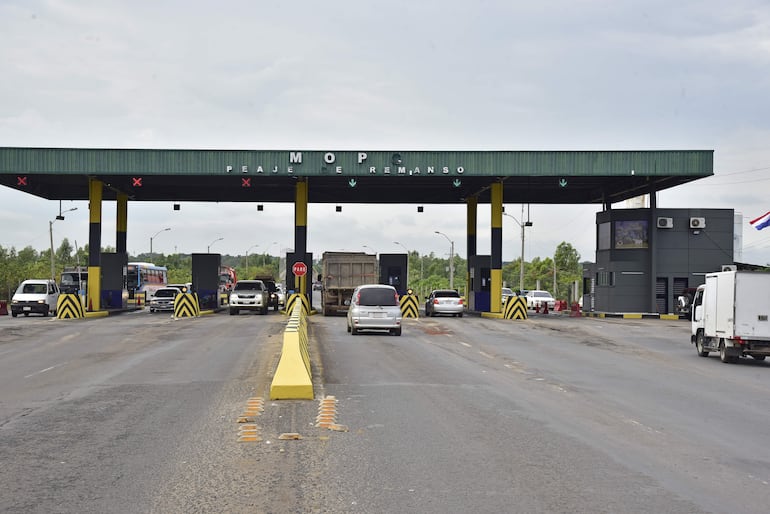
[{"x1": 270, "y1": 301, "x2": 313, "y2": 400}]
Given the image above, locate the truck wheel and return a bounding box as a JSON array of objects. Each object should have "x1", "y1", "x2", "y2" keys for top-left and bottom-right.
[
  {"x1": 695, "y1": 332, "x2": 709, "y2": 357},
  {"x1": 11, "y1": 311, "x2": 17, "y2": 318},
  {"x1": 752, "y1": 355, "x2": 766, "y2": 361},
  {"x1": 351, "y1": 326, "x2": 358, "y2": 335},
  {"x1": 719, "y1": 341, "x2": 738, "y2": 364}
]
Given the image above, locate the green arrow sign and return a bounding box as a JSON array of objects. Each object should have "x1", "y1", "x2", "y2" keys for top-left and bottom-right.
[
  {"x1": 452, "y1": 179, "x2": 462, "y2": 188},
  {"x1": 348, "y1": 179, "x2": 357, "y2": 188},
  {"x1": 558, "y1": 178, "x2": 568, "y2": 188}
]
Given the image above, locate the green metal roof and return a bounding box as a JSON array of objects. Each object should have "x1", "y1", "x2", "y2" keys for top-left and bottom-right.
[{"x1": 0, "y1": 147, "x2": 713, "y2": 204}]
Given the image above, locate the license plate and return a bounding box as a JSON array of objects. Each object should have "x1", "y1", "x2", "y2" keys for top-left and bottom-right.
[
  {"x1": 371, "y1": 312, "x2": 386, "y2": 318},
  {"x1": 23, "y1": 306, "x2": 31, "y2": 311}
]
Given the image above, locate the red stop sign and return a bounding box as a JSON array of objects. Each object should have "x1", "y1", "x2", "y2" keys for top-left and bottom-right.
[{"x1": 292, "y1": 261, "x2": 307, "y2": 276}]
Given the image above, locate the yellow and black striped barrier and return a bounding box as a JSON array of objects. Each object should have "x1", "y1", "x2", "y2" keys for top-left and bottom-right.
[
  {"x1": 285, "y1": 293, "x2": 310, "y2": 316},
  {"x1": 57, "y1": 294, "x2": 85, "y2": 319},
  {"x1": 173, "y1": 292, "x2": 200, "y2": 318},
  {"x1": 504, "y1": 296, "x2": 528, "y2": 320},
  {"x1": 400, "y1": 293, "x2": 419, "y2": 318}
]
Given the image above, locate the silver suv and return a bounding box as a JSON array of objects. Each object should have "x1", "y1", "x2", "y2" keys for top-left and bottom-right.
[
  {"x1": 346, "y1": 284, "x2": 402, "y2": 336},
  {"x1": 229, "y1": 280, "x2": 269, "y2": 315}
]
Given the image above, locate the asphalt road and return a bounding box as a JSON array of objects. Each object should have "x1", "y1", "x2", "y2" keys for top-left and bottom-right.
[{"x1": 1, "y1": 308, "x2": 769, "y2": 513}]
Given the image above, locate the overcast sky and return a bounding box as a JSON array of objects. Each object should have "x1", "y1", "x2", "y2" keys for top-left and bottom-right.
[{"x1": 1, "y1": 0, "x2": 769, "y2": 266}]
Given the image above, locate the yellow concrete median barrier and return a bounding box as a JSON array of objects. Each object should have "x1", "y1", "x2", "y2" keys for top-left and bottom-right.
[{"x1": 270, "y1": 302, "x2": 313, "y2": 400}]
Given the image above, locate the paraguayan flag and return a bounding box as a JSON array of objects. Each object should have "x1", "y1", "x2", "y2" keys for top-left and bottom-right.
[{"x1": 749, "y1": 211, "x2": 770, "y2": 231}]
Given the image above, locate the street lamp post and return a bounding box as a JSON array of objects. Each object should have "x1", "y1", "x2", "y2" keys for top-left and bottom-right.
[
  {"x1": 207, "y1": 237, "x2": 224, "y2": 253},
  {"x1": 150, "y1": 227, "x2": 171, "y2": 261},
  {"x1": 362, "y1": 244, "x2": 377, "y2": 255},
  {"x1": 434, "y1": 231, "x2": 455, "y2": 290},
  {"x1": 263, "y1": 241, "x2": 277, "y2": 266},
  {"x1": 245, "y1": 244, "x2": 259, "y2": 268},
  {"x1": 50, "y1": 207, "x2": 78, "y2": 280},
  {"x1": 504, "y1": 205, "x2": 532, "y2": 293}
]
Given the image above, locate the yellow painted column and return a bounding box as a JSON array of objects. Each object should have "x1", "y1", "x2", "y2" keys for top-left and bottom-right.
[
  {"x1": 490, "y1": 182, "x2": 503, "y2": 313},
  {"x1": 88, "y1": 178, "x2": 103, "y2": 311},
  {"x1": 294, "y1": 179, "x2": 308, "y2": 295}
]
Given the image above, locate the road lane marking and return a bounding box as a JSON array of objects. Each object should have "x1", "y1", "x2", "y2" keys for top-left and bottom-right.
[
  {"x1": 24, "y1": 362, "x2": 67, "y2": 378},
  {"x1": 459, "y1": 342, "x2": 472, "y2": 347}
]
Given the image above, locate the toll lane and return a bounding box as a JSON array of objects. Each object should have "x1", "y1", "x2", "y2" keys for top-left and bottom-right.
[
  {"x1": 308, "y1": 313, "x2": 770, "y2": 514},
  {"x1": 0, "y1": 312, "x2": 287, "y2": 514}
]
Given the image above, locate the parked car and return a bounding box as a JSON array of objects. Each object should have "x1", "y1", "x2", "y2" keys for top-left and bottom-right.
[
  {"x1": 425, "y1": 289, "x2": 464, "y2": 317},
  {"x1": 525, "y1": 290, "x2": 556, "y2": 310},
  {"x1": 229, "y1": 280, "x2": 269, "y2": 315},
  {"x1": 149, "y1": 287, "x2": 182, "y2": 313},
  {"x1": 11, "y1": 279, "x2": 60, "y2": 317},
  {"x1": 501, "y1": 287, "x2": 516, "y2": 306},
  {"x1": 347, "y1": 284, "x2": 402, "y2": 336}
]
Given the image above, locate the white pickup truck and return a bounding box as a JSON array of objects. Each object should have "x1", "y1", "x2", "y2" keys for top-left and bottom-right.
[{"x1": 691, "y1": 270, "x2": 770, "y2": 363}]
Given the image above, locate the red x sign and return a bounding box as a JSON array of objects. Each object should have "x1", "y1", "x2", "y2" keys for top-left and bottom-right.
[
  {"x1": 17, "y1": 176, "x2": 28, "y2": 186},
  {"x1": 132, "y1": 177, "x2": 143, "y2": 187},
  {"x1": 241, "y1": 178, "x2": 251, "y2": 187}
]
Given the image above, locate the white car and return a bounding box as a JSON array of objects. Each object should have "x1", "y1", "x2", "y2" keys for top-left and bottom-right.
[
  {"x1": 229, "y1": 280, "x2": 269, "y2": 315},
  {"x1": 525, "y1": 290, "x2": 556, "y2": 310},
  {"x1": 149, "y1": 287, "x2": 182, "y2": 313},
  {"x1": 501, "y1": 287, "x2": 516, "y2": 305},
  {"x1": 11, "y1": 279, "x2": 60, "y2": 317}
]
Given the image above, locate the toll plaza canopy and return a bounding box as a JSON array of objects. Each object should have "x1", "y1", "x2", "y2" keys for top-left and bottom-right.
[{"x1": 0, "y1": 148, "x2": 713, "y2": 205}]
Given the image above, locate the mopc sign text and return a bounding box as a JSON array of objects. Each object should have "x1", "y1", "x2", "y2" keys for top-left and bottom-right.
[{"x1": 226, "y1": 151, "x2": 466, "y2": 177}]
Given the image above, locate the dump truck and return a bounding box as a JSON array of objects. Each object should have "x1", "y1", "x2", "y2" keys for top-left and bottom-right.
[
  {"x1": 320, "y1": 251, "x2": 378, "y2": 316},
  {"x1": 691, "y1": 270, "x2": 770, "y2": 363}
]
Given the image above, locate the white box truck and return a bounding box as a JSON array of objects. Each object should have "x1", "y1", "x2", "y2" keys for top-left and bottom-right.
[{"x1": 691, "y1": 270, "x2": 770, "y2": 363}]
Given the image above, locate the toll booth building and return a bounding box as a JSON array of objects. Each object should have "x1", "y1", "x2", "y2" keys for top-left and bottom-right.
[{"x1": 583, "y1": 208, "x2": 736, "y2": 314}]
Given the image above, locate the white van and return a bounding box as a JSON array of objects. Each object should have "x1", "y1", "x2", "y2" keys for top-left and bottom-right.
[{"x1": 11, "y1": 279, "x2": 60, "y2": 317}]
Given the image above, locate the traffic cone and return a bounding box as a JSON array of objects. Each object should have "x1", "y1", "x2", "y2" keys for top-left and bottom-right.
[
  {"x1": 137, "y1": 294, "x2": 142, "y2": 308},
  {"x1": 535, "y1": 304, "x2": 540, "y2": 313}
]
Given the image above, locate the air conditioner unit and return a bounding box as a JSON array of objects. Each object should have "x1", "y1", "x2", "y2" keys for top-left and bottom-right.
[
  {"x1": 657, "y1": 217, "x2": 674, "y2": 229},
  {"x1": 721, "y1": 265, "x2": 737, "y2": 272},
  {"x1": 690, "y1": 217, "x2": 706, "y2": 229}
]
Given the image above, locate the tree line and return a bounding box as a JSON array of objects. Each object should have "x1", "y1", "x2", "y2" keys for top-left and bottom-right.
[{"x1": 0, "y1": 239, "x2": 582, "y2": 303}]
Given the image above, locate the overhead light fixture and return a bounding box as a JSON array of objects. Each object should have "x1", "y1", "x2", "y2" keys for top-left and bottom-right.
[
  {"x1": 417, "y1": 206, "x2": 423, "y2": 213},
  {"x1": 257, "y1": 204, "x2": 264, "y2": 211},
  {"x1": 173, "y1": 203, "x2": 180, "y2": 211},
  {"x1": 336, "y1": 205, "x2": 342, "y2": 212}
]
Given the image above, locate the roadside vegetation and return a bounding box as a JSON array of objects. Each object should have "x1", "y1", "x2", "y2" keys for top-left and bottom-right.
[{"x1": 0, "y1": 239, "x2": 583, "y2": 303}]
